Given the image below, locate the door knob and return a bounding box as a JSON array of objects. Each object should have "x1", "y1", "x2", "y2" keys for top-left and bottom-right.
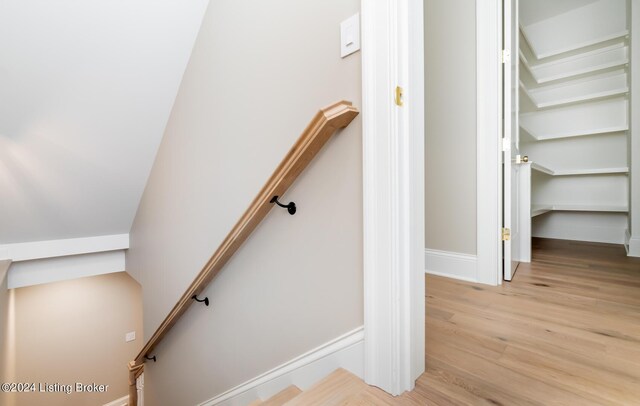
[{"x1": 522, "y1": 156, "x2": 529, "y2": 163}]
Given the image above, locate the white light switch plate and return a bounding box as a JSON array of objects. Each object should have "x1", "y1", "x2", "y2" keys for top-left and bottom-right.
[
  {"x1": 341, "y1": 13, "x2": 360, "y2": 58},
  {"x1": 125, "y1": 331, "x2": 136, "y2": 342}
]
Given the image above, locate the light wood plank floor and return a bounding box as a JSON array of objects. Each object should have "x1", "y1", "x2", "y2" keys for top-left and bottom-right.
[
  {"x1": 413, "y1": 238, "x2": 640, "y2": 405},
  {"x1": 282, "y1": 238, "x2": 640, "y2": 405}
]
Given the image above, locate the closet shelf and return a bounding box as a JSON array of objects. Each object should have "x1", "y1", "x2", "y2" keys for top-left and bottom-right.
[
  {"x1": 520, "y1": 125, "x2": 628, "y2": 141},
  {"x1": 519, "y1": 40, "x2": 628, "y2": 85},
  {"x1": 531, "y1": 163, "x2": 629, "y2": 176},
  {"x1": 519, "y1": 98, "x2": 629, "y2": 141},
  {"x1": 531, "y1": 163, "x2": 554, "y2": 175},
  {"x1": 520, "y1": 0, "x2": 627, "y2": 60},
  {"x1": 519, "y1": 69, "x2": 629, "y2": 109},
  {"x1": 531, "y1": 205, "x2": 553, "y2": 217},
  {"x1": 530, "y1": 87, "x2": 628, "y2": 109},
  {"x1": 531, "y1": 204, "x2": 629, "y2": 218}
]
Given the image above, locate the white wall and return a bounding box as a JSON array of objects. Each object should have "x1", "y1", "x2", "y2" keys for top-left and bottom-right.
[
  {"x1": 125, "y1": 1, "x2": 362, "y2": 405},
  {"x1": 424, "y1": 0, "x2": 477, "y2": 256}
]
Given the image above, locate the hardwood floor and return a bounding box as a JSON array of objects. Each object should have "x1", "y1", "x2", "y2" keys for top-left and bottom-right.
[
  {"x1": 269, "y1": 238, "x2": 640, "y2": 405},
  {"x1": 415, "y1": 238, "x2": 640, "y2": 405}
]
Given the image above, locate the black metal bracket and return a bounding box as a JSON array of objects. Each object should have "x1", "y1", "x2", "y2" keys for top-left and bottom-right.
[
  {"x1": 145, "y1": 355, "x2": 157, "y2": 363},
  {"x1": 270, "y1": 196, "x2": 296, "y2": 215},
  {"x1": 192, "y1": 295, "x2": 210, "y2": 306}
]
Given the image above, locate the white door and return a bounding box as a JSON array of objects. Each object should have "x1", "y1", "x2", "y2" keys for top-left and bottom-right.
[{"x1": 503, "y1": 0, "x2": 521, "y2": 281}]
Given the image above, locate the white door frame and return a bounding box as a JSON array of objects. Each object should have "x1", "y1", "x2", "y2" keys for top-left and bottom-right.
[
  {"x1": 361, "y1": 0, "x2": 425, "y2": 396},
  {"x1": 361, "y1": 0, "x2": 503, "y2": 396},
  {"x1": 476, "y1": 0, "x2": 503, "y2": 286},
  {"x1": 629, "y1": 0, "x2": 640, "y2": 257}
]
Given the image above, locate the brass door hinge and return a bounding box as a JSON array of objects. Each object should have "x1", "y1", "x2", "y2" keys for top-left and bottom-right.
[
  {"x1": 502, "y1": 49, "x2": 511, "y2": 63},
  {"x1": 395, "y1": 86, "x2": 404, "y2": 106},
  {"x1": 502, "y1": 228, "x2": 511, "y2": 241}
]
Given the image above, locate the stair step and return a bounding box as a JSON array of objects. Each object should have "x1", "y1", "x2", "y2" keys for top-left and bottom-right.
[
  {"x1": 522, "y1": 69, "x2": 628, "y2": 109},
  {"x1": 255, "y1": 385, "x2": 302, "y2": 406},
  {"x1": 520, "y1": 98, "x2": 628, "y2": 141},
  {"x1": 520, "y1": 0, "x2": 627, "y2": 59},
  {"x1": 283, "y1": 369, "x2": 396, "y2": 406}
]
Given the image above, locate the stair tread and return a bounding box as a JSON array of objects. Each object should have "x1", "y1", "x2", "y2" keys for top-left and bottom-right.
[
  {"x1": 283, "y1": 369, "x2": 399, "y2": 406},
  {"x1": 259, "y1": 385, "x2": 302, "y2": 406}
]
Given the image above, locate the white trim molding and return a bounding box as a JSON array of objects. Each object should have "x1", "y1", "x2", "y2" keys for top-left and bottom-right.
[
  {"x1": 476, "y1": 0, "x2": 502, "y2": 286},
  {"x1": 0, "y1": 234, "x2": 129, "y2": 262},
  {"x1": 198, "y1": 327, "x2": 364, "y2": 406},
  {"x1": 7, "y1": 250, "x2": 126, "y2": 289},
  {"x1": 630, "y1": 0, "x2": 640, "y2": 258},
  {"x1": 361, "y1": 0, "x2": 425, "y2": 395},
  {"x1": 425, "y1": 249, "x2": 478, "y2": 283},
  {"x1": 627, "y1": 229, "x2": 640, "y2": 257}
]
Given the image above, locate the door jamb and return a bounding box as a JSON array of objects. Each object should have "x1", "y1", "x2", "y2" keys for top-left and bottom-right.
[
  {"x1": 477, "y1": 0, "x2": 503, "y2": 286},
  {"x1": 360, "y1": 0, "x2": 503, "y2": 396},
  {"x1": 361, "y1": 0, "x2": 426, "y2": 396}
]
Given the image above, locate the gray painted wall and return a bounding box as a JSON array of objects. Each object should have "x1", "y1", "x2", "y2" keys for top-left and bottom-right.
[
  {"x1": 125, "y1": 1, "x2": 362, "y2": 405},
  {"x1": 6, "y1": 272, "x2": 142, "y2": 406},
  {"x1": 424, "y1": 0, "x2": 478, "y2": 255}
]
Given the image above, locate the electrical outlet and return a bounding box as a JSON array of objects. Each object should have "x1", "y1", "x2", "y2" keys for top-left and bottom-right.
[{"x1": 125, "y1": 331, "x2": 136, "y2": 342}]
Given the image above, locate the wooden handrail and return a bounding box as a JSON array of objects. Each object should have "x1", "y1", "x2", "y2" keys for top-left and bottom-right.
[{"x1": 127, "y1": 101, "x2": 358, "y2": 404}]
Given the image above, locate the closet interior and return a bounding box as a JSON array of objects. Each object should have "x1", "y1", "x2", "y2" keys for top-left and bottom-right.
[{"x1": 519, "y1": 0, "x2": 631, "y2": 246}]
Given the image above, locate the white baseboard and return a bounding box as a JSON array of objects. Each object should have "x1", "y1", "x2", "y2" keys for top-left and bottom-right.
[
  {"x1": 627, "y1": 229, "x2": 640, "y2": 257},
  {"x1": 425, "y1": 249, "x2": 478, "y2": 283},
  {"x1": 103, "y1": 395, "x2": 128, "y2": 406},
  {"x1": 198, "y1": 326, "x2": 364, "y2": 406}
]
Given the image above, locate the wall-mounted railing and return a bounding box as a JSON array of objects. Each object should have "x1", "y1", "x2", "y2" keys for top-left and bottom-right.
[{"x1": 127, "y1": 101, "x2": 359, "y2": 406}]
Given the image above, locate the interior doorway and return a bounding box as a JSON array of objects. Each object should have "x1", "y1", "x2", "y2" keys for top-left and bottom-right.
[{"x1": 502, "y1": 0, "x2": 633, "y2": 282}]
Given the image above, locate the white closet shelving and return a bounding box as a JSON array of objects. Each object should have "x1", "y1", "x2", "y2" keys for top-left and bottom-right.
[
  {"x1": 531, "y1": 163, "x2": 629, "y2": 176},
  {"x1": 520, "y1": 38, "x2": 629, "y2": 85},
  {"x1": 531, "y1": 204, "x2": 628, "y2": 218},
  {"x1": 520, "y1": 98, "x2": 628, "y2": 141},
  {"x1": 520, "y1": 69, "x2": 628, "y2": 109},
  {"x1": 520, "y1": 0, "x2": 630, "y2": 244},
  {"x1": 520, "y1": 0, "x2": 627, "y2": 59}
]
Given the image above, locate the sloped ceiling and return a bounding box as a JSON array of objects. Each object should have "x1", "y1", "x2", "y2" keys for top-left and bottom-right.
[{"x1": 0, "y1": 0, "x2": 209, "y2": 244}]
